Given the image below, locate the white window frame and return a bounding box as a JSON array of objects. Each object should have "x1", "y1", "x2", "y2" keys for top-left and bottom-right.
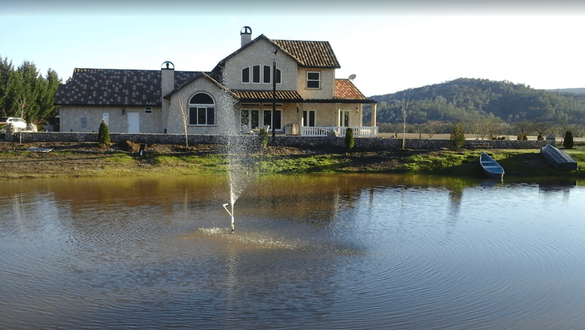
[
  {"x1": 242, "y1": 66, "x2": 282, "y2": 85},
  {"x1": 302, "y1": 110, "x2": 316, "y2": 127},
  {"x1": 188, "y1": 93, "x2": 215, "y2": 126},
  {"x1": 252, "y1": 65, "x2": 261, "y2": 84},
  {"x1": 242, "y1": 67, "x2": 250, "y2": 84},
  {"x1": 307, "y1": 71, "x2": 320, "y2": 89},
  {"x1": 339, "y1": 110, "x2": 350, "y2": 127}
]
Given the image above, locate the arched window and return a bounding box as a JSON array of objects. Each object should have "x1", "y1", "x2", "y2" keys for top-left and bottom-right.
[{"x1": 189, "y1": 93, "x2": 215, "y2": 126}]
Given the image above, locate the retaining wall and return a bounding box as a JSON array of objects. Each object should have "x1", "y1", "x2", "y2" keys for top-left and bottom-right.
[{"x1": 8, "y1": 132, "x2": 552, "y2": 150}]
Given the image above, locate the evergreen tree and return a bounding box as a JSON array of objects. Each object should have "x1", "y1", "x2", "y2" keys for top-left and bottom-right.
[
  {"x1": 98, "y1": 120, "x2": 111, "y2": 146},
  {"x1": 450, "y1": 122, "x2": 466, "y2": 149},
  {"x1": 563, "y1": 131, "x2": 574, "y2": 149},
  {"x1": 345, "y1": 127, "x2": 355, "y2": 151},
  {"x1": 259, "y1": 128, "x2": 268, "y2": 148},
  {"x1": 0, "y1": 56, "x2": 61, "y2": 123}
]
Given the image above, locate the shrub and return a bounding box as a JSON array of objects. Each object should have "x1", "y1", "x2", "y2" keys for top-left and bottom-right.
[
  {"x1": 345, "y1": 127, "x2": 355, "y2": 151},
  {"x1": 449, "y1": 123, "x2": 465, "y2": 149},
  {"x1": 259, "y1": 128, "x2": 268, "y2": 148},
  {"x1": 563, "y1": 131, "x2": 574, "y2": 149},
  {"x1": 537, "y1": 134, "x2": 543, "y2": 140},
  {"x1": 98, "y1": 120, "x2": 111, "y2": 147}
]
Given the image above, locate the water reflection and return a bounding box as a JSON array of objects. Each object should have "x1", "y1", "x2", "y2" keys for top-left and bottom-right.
[{"x1": 1, "y1": 175, "x2": 584, "y2": 329}]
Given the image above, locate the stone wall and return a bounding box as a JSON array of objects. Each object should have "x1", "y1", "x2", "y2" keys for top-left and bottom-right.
[{"x1": 9, "y1": 132, "x2": 552, "y2": 150}]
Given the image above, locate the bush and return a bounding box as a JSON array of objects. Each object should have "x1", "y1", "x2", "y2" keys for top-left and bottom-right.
[
  {"x1": 345, "y1": 127, "x2": 355, "y2": 151},
  {"x1": 98, "y1": 120, "x2": 111, "y2": 147},
  {"x1": 450, "y1": 123, "x2": 465, "y2": 149},
  {"x1": 259, "y1": 128, "x2": 268, "y2": 148},
  {"x1": 517, "y1": 132, "x2": 528, "y2": 140},
  {"x1": 563, "y1": 131, "x2": 574, "y2": 149},
  {"x1": 537, "y1": 134, "x2": 543, "y2": 140}
]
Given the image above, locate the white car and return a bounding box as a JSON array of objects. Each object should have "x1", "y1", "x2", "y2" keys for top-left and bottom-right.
[{"x1": 0, "y1": 117, "x2": 28, "y2": 130}]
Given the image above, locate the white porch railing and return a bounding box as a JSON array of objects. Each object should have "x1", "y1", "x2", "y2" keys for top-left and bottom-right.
[{"x1": 300, "y1": 126, "x2": 378, "y2": 137}]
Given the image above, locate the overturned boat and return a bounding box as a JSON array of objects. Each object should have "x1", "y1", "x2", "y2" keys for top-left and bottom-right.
[{"x1": 541, "y1": 144, "x2": 578, "y2": 171}]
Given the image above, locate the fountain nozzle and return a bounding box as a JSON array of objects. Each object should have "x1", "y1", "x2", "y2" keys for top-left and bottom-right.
[{"x1": 223, "y1": 203, "x2": 235, "y2": 233}]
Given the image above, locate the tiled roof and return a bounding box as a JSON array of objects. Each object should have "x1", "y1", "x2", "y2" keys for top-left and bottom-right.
[
  {"x1": 272, "y1": 39, "x2": 340, "y2": 68},
  {"x1": 233, "y1": 90, "x2": 303, "y2": 102},
  {"x1": 55, "y1": 68, "x2": 202, "y2": 106},
  {"x1": 214, "y1": 35, "x2": 340, "y2": 72},
  {"x1": 334, "y1": 79, "x2": 368, "y2": 100}
]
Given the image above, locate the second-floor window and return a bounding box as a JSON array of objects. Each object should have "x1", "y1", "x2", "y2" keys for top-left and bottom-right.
[
  {"x1": 242, "y1": 66, "x2": 282, "y2": 84},
  {"x1": 242, "y1": 67, "x2": 250, "y2": 83},
  {"x1": 307, "y1": 72, "x2": 320, "y2": 89}
]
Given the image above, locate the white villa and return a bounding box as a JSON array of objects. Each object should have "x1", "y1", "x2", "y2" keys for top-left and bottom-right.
[{"x1": 55, "y1": 27, "x2": 377, "y2": 137}]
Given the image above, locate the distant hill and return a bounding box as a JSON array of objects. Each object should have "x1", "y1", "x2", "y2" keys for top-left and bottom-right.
[
  {"x1": 549, "y1": 88, "x2": 585, "y2": 94},
  {"x1": 369, "y1": 78, "x2": 585, "y2": 126}
]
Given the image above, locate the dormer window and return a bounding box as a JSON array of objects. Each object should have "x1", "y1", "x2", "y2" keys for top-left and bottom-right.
[
  {"x1": 307, "y1": 72, "x2": 320, "y2": 89},
  {"x1": 241, "y1": 65, "x2": 282, "y2": 84}
]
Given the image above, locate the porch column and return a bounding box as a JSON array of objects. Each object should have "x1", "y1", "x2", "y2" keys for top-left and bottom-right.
[{"x1": 370, "y1": 103, "x2": 377, "y2": 127}]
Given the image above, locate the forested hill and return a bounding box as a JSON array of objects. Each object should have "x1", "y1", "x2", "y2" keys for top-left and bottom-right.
[{"x1": 369, "y1": 78, "x2": 585, "y2": 126}]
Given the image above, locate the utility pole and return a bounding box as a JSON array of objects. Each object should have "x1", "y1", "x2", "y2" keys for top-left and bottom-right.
[{"x1": 272, "y1": 48, "x2": 278, "y2": 139}]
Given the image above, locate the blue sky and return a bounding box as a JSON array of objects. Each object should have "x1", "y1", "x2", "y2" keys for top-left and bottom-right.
[{"x1": 2, "y1": 0, "x2": 585, "y2": 96}]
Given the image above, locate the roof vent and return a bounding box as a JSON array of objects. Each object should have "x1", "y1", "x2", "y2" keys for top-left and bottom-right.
[{"x1": 161, "y1": 61, "x2": 175, "y2": 70}]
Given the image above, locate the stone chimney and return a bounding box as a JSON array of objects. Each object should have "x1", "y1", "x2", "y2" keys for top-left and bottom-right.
[
  {"x1": 161, "y1": 61, "x2": 175, "y2": 133},
  {"x1": 161, "y1": 61, "x2": 175, "y2": 97},
  {"x1": 240, "y1": 26, "x2": 252, "y2": 47}
]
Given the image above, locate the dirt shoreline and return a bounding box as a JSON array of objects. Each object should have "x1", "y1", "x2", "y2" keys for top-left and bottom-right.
[
  {"x1": 0, "y1": 141, "x2": 421, "y2": 179},
  {"x1": 2, "y1": 141, "x2": 582, "y2": 180}
]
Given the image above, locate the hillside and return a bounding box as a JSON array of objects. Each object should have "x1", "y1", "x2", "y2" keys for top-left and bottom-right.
[{"x1": 369, "y1": 78, "x2": 585, "y2": 126}]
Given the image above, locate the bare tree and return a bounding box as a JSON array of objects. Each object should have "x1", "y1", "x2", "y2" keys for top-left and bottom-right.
[
  {"x1": 532, "y1": 121, "x2": 550, "y2": 140},
  {"x1": 16, "y1": 95, "x2": 28, "y2": 119},
  {"x1": 424, "y1": 120, "x2": 443, "y2": 138},
  {"x1": 176, "y1": 94, "x2": 189, "y2": 148}
]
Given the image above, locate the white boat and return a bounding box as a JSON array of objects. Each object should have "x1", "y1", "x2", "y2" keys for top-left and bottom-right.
[
  {"x1": 479, "y1": 152, "x2": 504, "y2": 180},
  {"x1": 541, "y1": 144, "x2": 578, "y2": 171}
]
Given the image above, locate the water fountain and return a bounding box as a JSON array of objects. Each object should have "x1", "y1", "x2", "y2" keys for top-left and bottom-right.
[{"x1": 217, "y1": 72, "x2": 258, "y2": 233}]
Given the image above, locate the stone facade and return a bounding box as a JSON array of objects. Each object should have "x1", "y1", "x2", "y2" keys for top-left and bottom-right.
[
  {"x1": 60, "y1": 105, "x2": 163, "y2": 133},
  {"x1": 11, "y1": 132, "x2": 551, "y2": 151}
]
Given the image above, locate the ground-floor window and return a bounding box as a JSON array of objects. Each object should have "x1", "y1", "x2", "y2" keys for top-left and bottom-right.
[
  {"x1": 263, "y1": 109, "x2": 282, "y2": 131},
  {"x1": 241, "y1": 103, "x2": 282, "y2": 131},
  {"x1": 241, "y1": 109, "x2": 259, "y2": 129},
  {"x1": 189, "y1": 93, "x2": 215, "y2": 126},
  {"x1": 303, "y1": 110, "x2": 315, "y2": 127}
]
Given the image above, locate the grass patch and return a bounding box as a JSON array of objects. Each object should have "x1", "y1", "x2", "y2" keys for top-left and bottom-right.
[{"x1": 258, "y1": 155, "x2": 344, "y2": 174}]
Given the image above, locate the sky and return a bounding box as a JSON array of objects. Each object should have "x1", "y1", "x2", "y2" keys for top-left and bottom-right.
[{"x1": 1, "y1": 0, "x2": 585, "y2": 96}]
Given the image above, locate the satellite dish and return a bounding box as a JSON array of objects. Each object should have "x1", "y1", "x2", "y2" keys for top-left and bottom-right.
[{"x1": 348, "y1": 74, "x2": 356, "y2": 81}]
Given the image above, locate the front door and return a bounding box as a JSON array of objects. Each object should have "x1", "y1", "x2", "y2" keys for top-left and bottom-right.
[{"x1": 128, "y1": 112, "x2": 139, "y2": 133}]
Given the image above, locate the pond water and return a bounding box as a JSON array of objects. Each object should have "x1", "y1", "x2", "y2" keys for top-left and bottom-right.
[{"x1": 1, "y1": 175, "x2": 584, "y2": 329}]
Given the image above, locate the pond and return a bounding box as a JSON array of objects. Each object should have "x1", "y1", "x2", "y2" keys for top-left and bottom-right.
[{"x1": 1, "y1": 175, "x2": 584, "y2": 329}]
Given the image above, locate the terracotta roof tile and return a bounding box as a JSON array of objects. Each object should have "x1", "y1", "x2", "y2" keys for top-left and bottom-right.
[
  {"x1": 334, "y1": 79, "x2": 368, "y2": 100},
  {"x1": 214, "y1": 35, "x2": 341, "y2": 72},
  {"x1": 272, "y1": 39, "x2": 340, "y2": 68}
]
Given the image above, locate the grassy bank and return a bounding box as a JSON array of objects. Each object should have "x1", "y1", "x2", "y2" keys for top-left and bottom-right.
[{"x1": 1, "y1": 142, "x2": 584, "y2": 180}]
